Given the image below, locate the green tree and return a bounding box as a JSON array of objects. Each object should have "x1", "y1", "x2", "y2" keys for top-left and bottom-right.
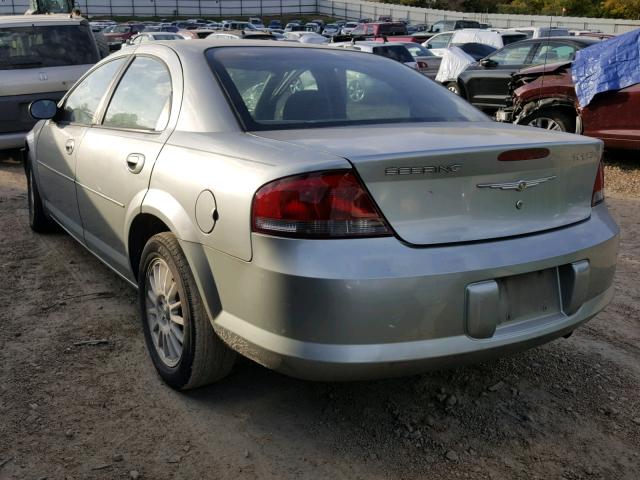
[{"x1": 601, "y1": 0, "x2": 640, "y2": 19}]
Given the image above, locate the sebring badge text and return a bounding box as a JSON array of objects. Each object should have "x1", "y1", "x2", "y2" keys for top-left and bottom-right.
[{"x1": 384, "y1": 164, "x2": 462, "y2": 176}]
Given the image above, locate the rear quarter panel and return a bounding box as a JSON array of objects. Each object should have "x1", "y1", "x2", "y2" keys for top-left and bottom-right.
[
  {"x1": 582, "y1": 84, "x2": 640, "y2": 149},
  {"x1": 147, "y1": 131, "x2": 349, "y2": 262}
]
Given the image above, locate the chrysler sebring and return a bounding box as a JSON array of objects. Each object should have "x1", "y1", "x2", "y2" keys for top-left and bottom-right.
[{"x1": 23, "y1": 41, "x2": 619, "y2": 390}]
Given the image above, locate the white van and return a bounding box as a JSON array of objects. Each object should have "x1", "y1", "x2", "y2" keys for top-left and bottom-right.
[
  {"x1": 508, "y1": 26, "x2": 570, "y2": 38},
  {"x1": 0, "y1": 15, "x2": 99, "y2": 151}
]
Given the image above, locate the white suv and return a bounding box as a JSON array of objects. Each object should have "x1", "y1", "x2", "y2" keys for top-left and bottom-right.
[{"x1": 0, "y1": 15, "x2": 99, "y2": 151}]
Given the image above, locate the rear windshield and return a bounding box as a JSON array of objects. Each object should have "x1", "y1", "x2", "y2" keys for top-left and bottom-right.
[
  {"x1": 457, "y1": 21, "x2": 480, "y2": 28},
  {"x1": 404, "y1": 43, "x2": 433, "y2": 57},
  {"x1": 0, "y1": 24, "x2": 99, "y2": 70},
  {"x1": 372, "y1": 45, "x2": 414, "y2": 63},
  {"x1": 502, "y1": 34, "x2": 528, "y2": 45},
  {"x1": 378, "y1": 24, "x2": 408, "y2": 36},
  {"x1": 154, "y1": 34, "x2": 182, "y2": 41},
  {"x1": 206, "y1": 46, "x2": 487, "y2": 131}
]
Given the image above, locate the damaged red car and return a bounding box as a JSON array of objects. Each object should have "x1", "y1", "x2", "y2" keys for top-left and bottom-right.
[{"x1": 498, "y1": 61, "x2": 640, "y2": 150}]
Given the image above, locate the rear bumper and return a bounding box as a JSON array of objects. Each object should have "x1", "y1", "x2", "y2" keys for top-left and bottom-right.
[
  {"x1": 0, "y1": 131, "x2": 27, "y2": 150},
  {"x1": 0, "y1": 91, "x2": 66, "y2": 151},
  {"x1": 214, "y1": 287, "x2": 613, "y2": 380},
  {"x1": 185, "y1": 203, "x2": 619, "y2": 381}
]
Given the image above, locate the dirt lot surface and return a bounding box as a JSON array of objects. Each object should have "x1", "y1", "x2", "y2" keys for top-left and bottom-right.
[{"x1": 1, "y1": 153, "x2": 639, "y2": 480}]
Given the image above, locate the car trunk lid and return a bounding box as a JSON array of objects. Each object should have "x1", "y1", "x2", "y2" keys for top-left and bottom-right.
[{"x1": 253, "y1": 123, "x2": 602, "y2": 245}]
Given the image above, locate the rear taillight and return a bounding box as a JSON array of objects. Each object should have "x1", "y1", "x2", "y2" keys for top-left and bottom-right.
[
  {"x1": 417, "y1": 61, "x2": 429, "y2": 70},
  {"x1": 592, "y1": 160, "x2": 605, "y2": 206},
  {"x1": 252, "y1": 170, "x2": 391, "y2": 238}
]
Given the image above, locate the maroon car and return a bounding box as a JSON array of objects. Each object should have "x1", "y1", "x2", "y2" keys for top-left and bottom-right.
[
  {"x1": 500, "y1": 61, "x2": 640, "y2": 150},
  {"x1": 103, "y1": 24, "x2": 145, "y2": 51}
]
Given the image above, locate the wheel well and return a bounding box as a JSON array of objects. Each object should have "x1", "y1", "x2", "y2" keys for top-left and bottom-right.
[
  {"x1": 516, "y1": 99, "x2": 577, "y2": 123},
  {"x1": 128, "y1": 214, "x2": 170, "y2": 281}
]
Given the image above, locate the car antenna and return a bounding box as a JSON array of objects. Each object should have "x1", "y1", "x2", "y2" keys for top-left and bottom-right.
[{"x1": 536, "y1": 15, "x2": 554, "y2": 120}]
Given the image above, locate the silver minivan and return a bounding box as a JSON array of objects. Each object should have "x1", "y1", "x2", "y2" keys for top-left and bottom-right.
[{"x1": 0, "y1": 14, "x2": 99, "y2": 151}]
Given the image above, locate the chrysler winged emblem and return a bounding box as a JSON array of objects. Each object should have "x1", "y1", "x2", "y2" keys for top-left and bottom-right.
[{"x1": 477, "y1": 175, "x2": 556, "y2": 191}]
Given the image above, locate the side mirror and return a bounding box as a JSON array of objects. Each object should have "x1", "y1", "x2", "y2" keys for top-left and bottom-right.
[
  {"x1": 29, "y1": 99, "x2": 58, "y2": 120},
  {"x1": 480, "y1": 59, "x2": 497, "y2": 68}
]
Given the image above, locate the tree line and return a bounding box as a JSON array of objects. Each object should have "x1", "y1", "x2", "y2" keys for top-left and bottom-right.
[{"x1": 382, "y1": 0, "x2": 640, "y2": 19}]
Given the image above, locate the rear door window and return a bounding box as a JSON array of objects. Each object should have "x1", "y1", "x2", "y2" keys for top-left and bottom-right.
[
  {"x1": 487, "y1": 44, "x2": 535, "y2": 66},
  {"x1": 428, "y1": 33, "x2": 452, "y2": 49},
  {"x1": 102, "y1": 56, "x2": 172, "y2": 131},
  {"x1": 0, "y1": 24, "x2": 99, "y2": 70},
  {"x1": 531, "y1": 44, "x2": 577, "y2": 64}
]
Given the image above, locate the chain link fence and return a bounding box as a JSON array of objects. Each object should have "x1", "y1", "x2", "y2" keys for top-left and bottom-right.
[
  {"x1": 0, "y1": 0, "x2": 318, "y2": 17},
  {"x1": 1, "y1": 0, "x2": 639, "y2": 33}
]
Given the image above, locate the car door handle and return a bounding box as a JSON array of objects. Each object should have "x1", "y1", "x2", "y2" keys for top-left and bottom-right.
[
  {"x1": 65, "y1": 139, "x2": 75, "y2": 155},
  {"x1": 126, "y1": 153, "x2": 145, "y2": 174}
]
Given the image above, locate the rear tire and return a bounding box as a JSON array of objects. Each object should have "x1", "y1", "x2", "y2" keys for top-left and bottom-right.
[
  {"x1": 27, "y1": 167, "x2": 54, "y2": 233},
  {"x1": 139, "y1": 232, "x2": 236, "y2": 390},
  {"x1": 446, "y1": 82, "x2": 461, "y2": 96},
  {"x1": 523, "y1": 108, "x2": 576, "y2": 133}
]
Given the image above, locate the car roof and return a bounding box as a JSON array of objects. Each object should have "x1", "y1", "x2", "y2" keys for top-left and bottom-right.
[
  {"x1": 144, "y1": 39, "x2": 352, "y2": 55},
  {"x1": 0, "y1": 14, "x2": 86, "y2": 26}
]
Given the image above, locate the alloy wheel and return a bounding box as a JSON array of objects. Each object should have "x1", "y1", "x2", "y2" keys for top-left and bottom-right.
[
  {"x1": 528, "y1": 117, "x2": 563, "y2": 131},
  {"x1": 145, "y1": 258, "x2": 185, "y2": 367},
  {"x1": 348, "y1": 79, "x2": 365, "y2": 102}
]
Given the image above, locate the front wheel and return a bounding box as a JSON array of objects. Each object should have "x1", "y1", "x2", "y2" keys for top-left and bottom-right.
[
  {"x1": 139, "y1": 232, "x2": 236, "y2": 390},
  {"x1": 523, "y1": 108, "x2": 576, "y2": 133}
]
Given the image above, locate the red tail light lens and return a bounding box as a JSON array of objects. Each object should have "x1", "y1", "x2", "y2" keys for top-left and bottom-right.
[
  {"x1": 592, "y1": 160, "x2": 605, "y2": 206},
  {"x1": 417, "y1": 61, "x2": 429, "y2": 69},
  {"x1": 252, "y1": 170, "x2": 391, "y2": 238}
]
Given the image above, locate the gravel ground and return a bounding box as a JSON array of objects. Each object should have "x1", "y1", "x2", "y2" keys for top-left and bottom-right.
[
  {"x1": 604, "y1": 151, "x2": 640, "y2": 198},
  {"x1": 0, "y1": 152, "x2": 639, "y2": 480}
]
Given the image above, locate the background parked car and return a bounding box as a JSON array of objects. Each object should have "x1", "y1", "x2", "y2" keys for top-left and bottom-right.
[
  {"x1": 322, "y1": 24, "x2": 341, "y2": 37},
  {"x1": 424, "y1": 29, "x2": 527, "y2": 56},
  {"x1": 283, "y1": 31, "x2": 328, "y2": 44},
  {"x1": 508, "y1": 26, "x2": 570, "y2": 38},
  {"x1": 125, "y1": 33, "x2": 184, "y2": 46},
  {"x1": 284, "y1": 22, "x2": 305, "y2": 32},
  {"x1": 0, "y1": 14, "x2": 100, "y2": 152},
  {"x1": 392, "y1": 42, "x2": 442, "y2": 78},
  {"x1": 455, "y1": 36, "x2": 600, "y2": 112},
  {"x1": 341, "y1": 22, "x2": 359, "y2": 35},
  {"x1": 208, "y1": 31, "x2": 276, "y2": 41},
  {"x1": 349, "y1": 22, "x2": 408, "y2": 39},
  {"x1": 436, "y1": 43, "x2": 498, "y2": 90},
  {"x1": 103, "y1": 23, "x2": 145, "y2": 50},
  {"x1": 502, "y1": 52, "x2": 639, "y2": 149},
  {"x1": 178, "y1": 29, "x2": 217, "y2": 39},
  {"x1": 248, "y1": 17, "x2": 265, "y2": 30},
  {"x1": 331, "y1": 41, "x2": 417, "y2": 69},
  {"x1": 429, "y1": 19, "x2": 481, "y2": 33}
]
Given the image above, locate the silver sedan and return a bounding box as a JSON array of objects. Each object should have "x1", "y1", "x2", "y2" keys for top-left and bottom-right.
[{"x1": 24, "y1": 40, "x2": 619, "y2": 390}]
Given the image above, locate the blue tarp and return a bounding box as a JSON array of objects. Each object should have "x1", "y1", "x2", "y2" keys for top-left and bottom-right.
[{"x1": 572, "y1": 28, "x2": 640, "y2": 108}]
